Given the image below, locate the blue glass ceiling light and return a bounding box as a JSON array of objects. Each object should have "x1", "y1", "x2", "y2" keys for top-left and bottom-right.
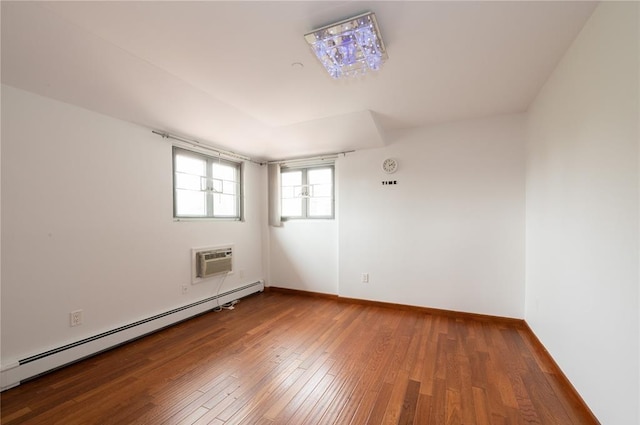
[{"x1": 304, "y1": 12, "x2": 388, "y2": 79}]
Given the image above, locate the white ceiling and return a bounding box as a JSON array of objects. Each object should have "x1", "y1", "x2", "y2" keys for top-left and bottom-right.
[{"x1": 1, "y1": 1, "x2": 597, "y2": 160}]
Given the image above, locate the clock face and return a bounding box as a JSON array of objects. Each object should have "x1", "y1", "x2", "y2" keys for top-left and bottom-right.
[{"x1": 382, "y1": 158, "x2": 398, "y2": 174}]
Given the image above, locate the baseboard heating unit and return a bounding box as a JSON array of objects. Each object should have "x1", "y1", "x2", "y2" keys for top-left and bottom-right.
[{"x1": 0, "y1": 280, "x2": 264, "y2": 391}]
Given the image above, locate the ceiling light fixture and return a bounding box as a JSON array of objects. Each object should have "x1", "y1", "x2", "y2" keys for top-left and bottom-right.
[{"x1": 304, "y1": 12, "x2": 388, "y2": 79}]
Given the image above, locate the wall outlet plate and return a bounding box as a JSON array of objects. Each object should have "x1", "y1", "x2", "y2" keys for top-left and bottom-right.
[{"x1": 70, "y1": 310, "x2": 83, "y2": 327}]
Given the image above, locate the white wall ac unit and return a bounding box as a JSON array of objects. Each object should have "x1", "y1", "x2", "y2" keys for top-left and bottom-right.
[{"x1": 196, "y1": 248, "x2": 232, "y2": 278}]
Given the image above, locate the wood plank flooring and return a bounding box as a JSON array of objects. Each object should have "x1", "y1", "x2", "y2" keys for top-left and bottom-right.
[{"x1": 1, "y1": 291, "x2": 597, "y2": 424}]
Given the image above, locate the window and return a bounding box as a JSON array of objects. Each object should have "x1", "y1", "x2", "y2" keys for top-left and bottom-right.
[
  {"x1": 173, "y1": 147, "x2": 242, "y2": 219},
  {"x1": 281, "y1": 165, "x2": 334, "y2": 219}
]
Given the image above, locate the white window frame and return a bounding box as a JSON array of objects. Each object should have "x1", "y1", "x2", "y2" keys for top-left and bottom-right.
[
  {"x1": 172, "y1": 147, "x2": 243, "y2": 220},
  {"x1": 281, "y1": 165, "x2": 334, "y2": 220}
]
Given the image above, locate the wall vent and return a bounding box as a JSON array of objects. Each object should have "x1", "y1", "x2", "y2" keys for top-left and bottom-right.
[{"x1": 196, "y1": 247, "x2": 232, "y2": 278}]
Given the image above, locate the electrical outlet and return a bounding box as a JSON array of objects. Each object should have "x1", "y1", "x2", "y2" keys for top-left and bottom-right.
[
  {"x1": 182, "y1": 285, "x2": 189, "y2": 294},
  {"x1": 70, "y1": 310, "x2": 83, "y2": 327},
  {"x1": 362, "y1": 273, "x2": 369, "y2": 283}
]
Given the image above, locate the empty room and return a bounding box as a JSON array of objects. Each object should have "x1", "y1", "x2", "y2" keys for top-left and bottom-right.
[{"x1": 1, "y1": 1, "x2": 638, "y2": 424}]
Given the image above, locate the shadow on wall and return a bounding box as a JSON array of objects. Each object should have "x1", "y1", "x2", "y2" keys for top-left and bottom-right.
[
  {"x1": 269, "y1": 233, "x2": 307, "y2": 290},
  {"x1": 268, "y1": 222, "x2": 339, "y2": 295}
]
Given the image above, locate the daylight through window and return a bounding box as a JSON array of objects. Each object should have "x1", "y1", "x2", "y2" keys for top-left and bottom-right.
[
  {"x1": 173, "y1": 147, "x2": 242, "y2": 219},
  {"x1": 281, "y1": 165, "x2": 334, "y2": 219}
]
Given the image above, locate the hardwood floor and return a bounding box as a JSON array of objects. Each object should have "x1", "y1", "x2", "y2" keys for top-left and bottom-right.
[{"x1": 1, "y1": 290, "x2": 597, "y2": 425}]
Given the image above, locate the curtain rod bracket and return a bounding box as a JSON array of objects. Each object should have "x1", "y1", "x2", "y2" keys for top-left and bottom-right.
[{"x1": 152, "y1": 130, "x2": 264, "y2": 165}]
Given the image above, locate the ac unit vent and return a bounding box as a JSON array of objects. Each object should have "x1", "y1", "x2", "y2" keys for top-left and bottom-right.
[{"x1": 196, "y1": 248, "x2": 232, "y2": 278}]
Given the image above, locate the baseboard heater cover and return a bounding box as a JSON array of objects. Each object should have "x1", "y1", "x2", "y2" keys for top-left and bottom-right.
[{"x1": 1, "y1": 280, "x2": 264, "y2": 391}]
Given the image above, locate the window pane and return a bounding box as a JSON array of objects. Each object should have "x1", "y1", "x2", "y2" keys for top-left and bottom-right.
[
  {"x1": 312, "y1": 183, "x2": 332, "y2": 197},
  {"x1": 175, "y1": 173, "x2": 202, "y2": 190},
  {"x1": 309, "y1": 198, "x2": 332, "y2": 217},
  {"x1": 176, "y1": 189, "x2": 206, "y2": 216},
  {"x1": 308, "y1": 168, "x2": 332, "y2": 185},
  {"x1": 211, "y1": 161, "x2": 239, "y2": 218},
  {"x1": 282, "y1": 198, "x2": 302, "y2": 217},
  {"x1": 175, "y1": 173, "x2": 204, "y2": 191},
  {"x1": 294, "y1": 185, "x2": 307, "y2": 198},
  {"x1": 222, "y1": 180, "x2": 237, "y2": 195},
  {"x1": 280, "y1": 166, "x2": 333, "y2": 219},
  {"x1": 281, "y1": 170, "x2": 303, "y2": 217},
  {"x1": 212, "y1": 162, "x2": 236, "y2": 181},
  {"x1": 176, "y1": 154, "x2": 206, "y2": 176},
  {"x1": 207, "y1": 178, "x2": 220, "y2": 193},
  {"x1": 281, "y1": 171, "x2": 302, "y2": 186},
  {"x1": 282, "y1": 185, "x2": 295, "y2": 199},
  {"x1": 174, "y1": 148, "x2": 242, "y2": 219},
  {"x1": 214, "y1": 193, "x2": 237, "y2": 216},
  {"x1": 308, "y1": 168, "x2": 332, "y2": 217}
]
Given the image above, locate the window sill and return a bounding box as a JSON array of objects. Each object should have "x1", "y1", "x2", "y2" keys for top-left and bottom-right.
[
  {"x1": 281, "y1": 218, "x2": 335, "y2": 222},
  {"x1": 174, "y1": 217, "x2": 243, "y2": 222}
]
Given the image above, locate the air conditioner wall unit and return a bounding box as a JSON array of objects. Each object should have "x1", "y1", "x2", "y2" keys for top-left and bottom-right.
[{"x1": 196, "y1": 247, "x2": 232, "y2": 278}]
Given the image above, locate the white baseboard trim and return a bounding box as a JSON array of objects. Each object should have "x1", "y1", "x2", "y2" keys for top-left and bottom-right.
[{"x1": 1, "y1": 280, "x2": 264, "y2": 391}]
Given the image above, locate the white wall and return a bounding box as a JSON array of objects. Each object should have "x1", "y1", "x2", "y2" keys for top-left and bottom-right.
[
  {"x1": 1, "y1": 85, "x2": 266, "y2": 368},
  {"x1": 268, "y1": 160, "x2": 339, "y2": 295},
  {"x1": 268, "y1": 114, "x2": 526, "y2": 319},
  {"x1": 269, "y1": 220, "x2": 338, "y2": 295},
  {"x1": 525, "y1": 3, "x2": 639, "y2": 424},
  {"x1": 338, "y1": 114, "x2": 525, "y2": 318}
]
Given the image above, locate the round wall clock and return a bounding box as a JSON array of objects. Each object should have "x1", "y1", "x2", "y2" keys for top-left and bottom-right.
[{"x1": 382, "y1": 158, "x2": 398, "y2": 174}]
